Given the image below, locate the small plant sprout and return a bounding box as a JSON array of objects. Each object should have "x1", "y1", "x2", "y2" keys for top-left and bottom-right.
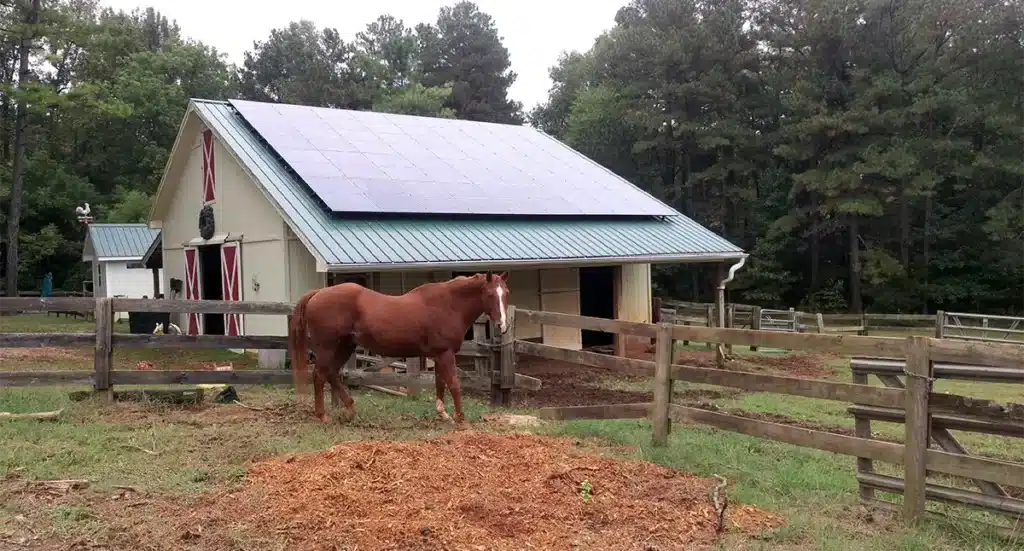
[{"x1": 579, "y1": 479, "x2": 593, "y2": 502}]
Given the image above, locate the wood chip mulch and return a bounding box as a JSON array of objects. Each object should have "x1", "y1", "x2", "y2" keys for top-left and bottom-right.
[{"x1": 193, "y1": 431, "x2": 785, "y2": 550}]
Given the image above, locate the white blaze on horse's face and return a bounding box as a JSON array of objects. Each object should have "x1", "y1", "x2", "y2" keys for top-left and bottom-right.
[{"x1": 496, "y1": 285, "x2": 508, "y2": 333}]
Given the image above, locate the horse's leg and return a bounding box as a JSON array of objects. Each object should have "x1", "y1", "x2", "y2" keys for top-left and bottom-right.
[
  {"x1": 327, "y1": 339, "x2": 357, "y2": 423},
  {"x1": 433, "y1": 365, "x2": 451, "y2": 423},
  {"x1": 312, "y1": 364, "x2": 329, "y2": 424},
  {"x1": 312, "y1": 344, "x2": 333, "y2": 425},
  {"x1": 437, "y1": 350, "x2": 465, "y2": 426}
]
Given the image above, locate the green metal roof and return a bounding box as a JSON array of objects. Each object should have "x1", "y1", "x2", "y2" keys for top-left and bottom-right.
[
  {"x1": 86, "y1": 224, "x2": 161, "y2": 260},
  {"x1": 192, "y1": 100, "x2": 744, "y2": 269}
]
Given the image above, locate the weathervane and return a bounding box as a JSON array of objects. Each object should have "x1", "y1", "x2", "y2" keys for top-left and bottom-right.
[{"x1": 75, "y1": 202, "x2": 92, "y2": 225}]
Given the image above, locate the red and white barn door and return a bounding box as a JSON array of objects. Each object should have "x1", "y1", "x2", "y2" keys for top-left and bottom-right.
[
  {"x1": 183, "y1": 246, "x2": 203, "y2": 335},
  {"x1": 220, "y1": 242, "x2": 243, "y2": 336}
]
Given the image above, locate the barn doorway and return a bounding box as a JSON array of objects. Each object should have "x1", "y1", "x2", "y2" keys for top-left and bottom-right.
[
  {"x1": 579, "y1": 266, "x2": 616, "y2": 348},
  {"x1": 198, "y1": 244, "x2": 224, "y2": 335}
]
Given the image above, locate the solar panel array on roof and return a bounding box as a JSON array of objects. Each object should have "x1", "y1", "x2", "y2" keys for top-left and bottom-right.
[{"x1": 227, "y1": 99, "x2": 678, "y2": 217}]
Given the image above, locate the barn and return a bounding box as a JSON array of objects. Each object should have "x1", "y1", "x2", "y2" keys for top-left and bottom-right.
[
  {"x1": 82, "y1": 223, "x2": 164, "y2": 320},
  {"x1": 145, "y1": 99, "x2": 745, "y2": 368}
]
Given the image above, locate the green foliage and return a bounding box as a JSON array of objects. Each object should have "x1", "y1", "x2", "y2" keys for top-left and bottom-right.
[
  {"x1": 538, "y1": 0, "x2": 1023, "y2": 314},
  {"x1": 2, "y1": 1, "x2": 526, "y2": 293}
]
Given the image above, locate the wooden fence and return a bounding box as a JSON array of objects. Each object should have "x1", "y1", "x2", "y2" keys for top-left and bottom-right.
[
  {"x1": 0, "y1": 297, "x2": 539, "y2": 406},
  {"x1": 514, "y1": 307, "x2": 1024, "y2": 531},
  {"x1": 659, "y1": 299, "x2": 1024, "y2": 343}
]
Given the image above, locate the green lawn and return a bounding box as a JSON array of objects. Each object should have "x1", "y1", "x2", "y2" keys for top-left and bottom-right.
[{"x1": 1, "y1": 313, "x2": 1020, "y2": 550}]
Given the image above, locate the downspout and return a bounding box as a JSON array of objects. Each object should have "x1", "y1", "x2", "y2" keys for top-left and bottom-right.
[
  {"x1": 716, "y1": 256, "x2": 747, "y2": 364},
  {"x1": 717, "y1": 256, "x2": 747, "y2": 328}
]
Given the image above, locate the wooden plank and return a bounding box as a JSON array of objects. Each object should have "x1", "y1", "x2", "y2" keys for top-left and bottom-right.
[
  {"x1": 0, "y1": 371, "x2": 95, "y2": 387},
  {"x1": 0, "y1": 297, "x2": 95, "y2": 313},
  {"x1": 849, "y1": 405, "x2": 1024, "y2": 438},
  {"x1": 851, "y1": 358, "x2": 1024, "y2": 384},
  {"x1": 0, "y1": 333, "x2": 95, "y2": 348},
  {"x1": 925, "y1": 448, "x2": 1024, "y2": 488},
  {"x1": 652, "y1": 323, "x2": 674, "y2": 446},
  {"x1": 537, "y1": 402, "x2": 652, "y2": 421},
  {"x1": 93, "y1": 298, "x2": 114, "y2": 401},
  {"x1": 857, "y1": 472, "x2": 1024, "y2": 519},
  {"x1": 670, "y1": 324, "x2": 907, "y2": 358},
  {"x1": 515, "y1": 340, "x2": 907, "y2": 408},
  {"x1": 111, "y1": 298, "x2": 293, "y2": 315},
  {"x1": 516, "y1": 309, "x2": 658, "y2": 338},
  {"x1": 860, "y1": 497, "x2": 1023, "y2": 540},
  {"x1": 927, "y1": 338, "x2": 1024, "y2": 369},
  {"x1": 668, "y1": 404, "x2": 905, "y2": 464},
  {"x1": 113, "y1": 334, "x2": 289, "y2": 349},
  {"x1": 902, "y1": 336, "x2": 931, "y2": 524}
]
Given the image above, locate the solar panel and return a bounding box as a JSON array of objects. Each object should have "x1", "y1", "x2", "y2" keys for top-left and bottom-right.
[{"x1": 228, "y1": 99, "x2": 678, "y2": 217}]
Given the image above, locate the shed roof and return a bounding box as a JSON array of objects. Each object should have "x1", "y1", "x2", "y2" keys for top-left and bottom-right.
[
  {"x1": 84, "y1": 224, "x2": 161, "y2": 261},
  {"x1": 162, "y1": 100, "x2": 744, "y2": 270}
]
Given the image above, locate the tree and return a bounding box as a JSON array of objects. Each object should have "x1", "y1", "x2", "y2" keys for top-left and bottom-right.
[
  {"x1": 416, "y1": 1, "x2": 523, "y2": 123},
  {"x1": 3, "y1": 0, "x2": 41, "y2": 296}
]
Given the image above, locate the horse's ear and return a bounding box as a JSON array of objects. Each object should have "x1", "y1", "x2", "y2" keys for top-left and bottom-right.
[{"x1": 498, "y1": 271, "x2": 509, "y2": 281}]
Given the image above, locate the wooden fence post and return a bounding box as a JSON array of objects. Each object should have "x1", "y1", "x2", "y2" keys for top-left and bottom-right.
[
  {"x1": 405, "y1": 357, "x2": 421, "y2": 397},
  {"x1": 815, "y1": 313, "x2": 825, "y2": 333},
  {"x1": 704, "y1": 304, "x2": 714, "y2": 349},
  {"x1": 652, "y1": 322, "x2": 674, "y2": 446},
  {"x1": 750, "y1": 306, "x2": 761, "y2": 351},
  {"x1": 903, "y1": 335, "x2": 932, "y2": 525},
  {"x1": 494, "y1": 306, "x2": 516, "y2": 407},
  {"x1": 473, "y1": 320, "x2": 488, "y2": 380},
  {"x1": 934, "y1": 310, "x2": 945, "y2": 338},
  {"x1": 93, "y1": 297, "x2": 114, "y2": 402}
]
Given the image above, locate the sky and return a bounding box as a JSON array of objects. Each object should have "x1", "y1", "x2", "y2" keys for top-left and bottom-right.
[{"x1": 97, "y1": 0, "x2": 629, "y2": 112}]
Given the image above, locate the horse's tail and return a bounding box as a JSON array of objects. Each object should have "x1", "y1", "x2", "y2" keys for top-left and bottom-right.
[{"x1": 289, "y1": 289, "x2": 319, "y2": 396}]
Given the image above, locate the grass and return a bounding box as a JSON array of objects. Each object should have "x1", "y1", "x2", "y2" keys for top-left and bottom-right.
[{"x1": 1, "y1": 313, "x2": 1021, "y2": 550}]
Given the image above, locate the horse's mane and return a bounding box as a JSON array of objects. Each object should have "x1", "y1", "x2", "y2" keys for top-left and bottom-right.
[{"x1": 408, "y1": 275, "x2": 487, "y2": 307}]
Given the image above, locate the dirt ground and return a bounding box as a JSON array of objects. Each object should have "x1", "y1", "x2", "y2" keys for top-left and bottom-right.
[
  {"x1": 497, "y1": 339, "x2": 837, "y2": 409},
  {"x1": 2, "y1": 431, "x2": 784, "y2": 551}
]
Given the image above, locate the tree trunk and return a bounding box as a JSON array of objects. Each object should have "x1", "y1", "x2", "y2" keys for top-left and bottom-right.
[
  {"x1": 4, "y1": 0, "x2": 41, "y2": 297},
  {"x1": 848, "y1": 214, "x2": 862, "y2": 313},
  {"x1": 900, "y1": 190, "x2": 910, "y2": 271},
  {"x1": 810, "y1": 210, "x2": 821, "y2": 290},
  {"x1": 922, "y1": 193, "x2": 932, "y2": 313}
]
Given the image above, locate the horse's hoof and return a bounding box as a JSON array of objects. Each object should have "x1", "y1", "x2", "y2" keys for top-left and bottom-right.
[
  {"x1": 317, "y1": 414, "x2": 331, "y2": 425},
  {"x1": 454, "y1": 419, "x2": 468, "y2": 430}
]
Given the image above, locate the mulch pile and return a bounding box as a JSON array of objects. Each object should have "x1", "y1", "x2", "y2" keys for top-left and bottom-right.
[{"x1": 196, "y1": 431, "x2": 783, "y2": 550}]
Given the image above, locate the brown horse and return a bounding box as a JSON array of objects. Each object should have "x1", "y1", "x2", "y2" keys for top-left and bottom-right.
[{"x1": 288, "y1": 272, "x2": 510, "y2": 425}]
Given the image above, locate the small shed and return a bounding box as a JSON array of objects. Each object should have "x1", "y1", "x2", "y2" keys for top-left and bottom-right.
[{"x1": 82, "y1": 223, "x2": 164, "y2": 319}]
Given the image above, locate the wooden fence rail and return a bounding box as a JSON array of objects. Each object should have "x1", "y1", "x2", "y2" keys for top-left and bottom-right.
[
  {"x1": 0, "y1": 297, "x2": 538, "y2": 406},
  {"x1": 515, "y1": 307, "x2": 1024, "y2": 531}
]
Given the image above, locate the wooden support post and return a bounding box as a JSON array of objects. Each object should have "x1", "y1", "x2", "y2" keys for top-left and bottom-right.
[
  {"x1": 859, "y1": 312, "x2": 868, "y2": 336},
  {"x1": 725, "y1": 304, "x2": 735, "y2": 355},
  {"x1": 650, "y1": 297, "x2": 661, "y2": 347},
  {"x1": 93, "y1": 297, "x2": 114, "y2": 402},
  {"x1": 705, "y1": 304, "x2": 714, "y2": 350},
  {"x1": 652, "y1": 323, "x2": 674, "y2": 446},
  {"x1": 935, "y1": 310, "x2": 945, "y2": 338},
  {"x1": 816, "y1": 313, "x2": 825, "y2": 333},
  {"x1": 903, "y1": 336, "x2": 932, "y2": 525},
  {"x1": 750, "y1": 306, "x2": 761, "y2": 351},
  {"x1": 494, "y1": 306, "x2": 516, "y2": 407}
]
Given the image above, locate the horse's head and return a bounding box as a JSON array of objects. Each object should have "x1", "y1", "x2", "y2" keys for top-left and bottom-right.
[{"x1": 475, "y1": 272, "x2": 510, "y2": 333}]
